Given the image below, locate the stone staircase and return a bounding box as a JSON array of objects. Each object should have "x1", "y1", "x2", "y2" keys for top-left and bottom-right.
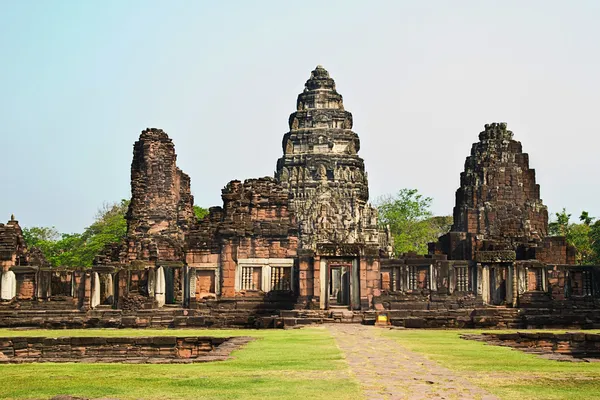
[{"x1": 276, "y1": 307, "x2": 376, "y2": 328}]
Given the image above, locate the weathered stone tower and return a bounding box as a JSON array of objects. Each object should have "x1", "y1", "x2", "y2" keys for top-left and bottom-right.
[
  {"x1": 453, "y1": 122, "x2": 549, "y2": 248},
  {"x1": 275, "y1": 66, "x2": 385, "y2": 310},
  {"x1": 434, "y1": 122, "x2": 555, "y2": 261},
  {"x1": 275, "y1": 65, "x2": 380, "y2": 250},
  {"x1": 125, "y1": 128, "x2": 195, "y2": 261}
]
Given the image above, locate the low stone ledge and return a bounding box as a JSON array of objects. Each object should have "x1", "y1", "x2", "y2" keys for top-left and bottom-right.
[
  {"x1": 461, "y1": 332, "x2": 600, "y2": 362},
  {"x1": 0, "y1": 336, "x2": 254, "y2": 364}
]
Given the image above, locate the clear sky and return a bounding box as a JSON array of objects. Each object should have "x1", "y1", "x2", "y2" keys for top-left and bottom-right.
[{"x1": 1, "y1": 1, "x2": 599, "y2": 233}]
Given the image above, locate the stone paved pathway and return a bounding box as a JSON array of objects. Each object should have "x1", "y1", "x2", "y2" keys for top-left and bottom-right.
[{"x1": 327, "y1": 325, "x2": 499, "y2": 400}]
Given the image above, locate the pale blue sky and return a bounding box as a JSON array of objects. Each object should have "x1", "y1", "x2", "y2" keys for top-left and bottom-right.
[{"x1": 1, "y1": 1, "x2": 599, "y2": 233}]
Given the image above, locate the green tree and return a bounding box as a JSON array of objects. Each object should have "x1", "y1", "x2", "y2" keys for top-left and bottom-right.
[
  {"x1": 22, "y1": 200, "x2": 129, "y2": 267},
  {"x1": 548, "y1": 208, "x2": 571, "y2": 236},
  {"x1": 428, "y1": 215, "x2": 453, "y2": 239},
  {"x1": 194, "y1": 205, "x2": 209, "y2": 220},
  {"x1": 376, "y1": 189, "x2": 442, "y2": 255},
  {"x1": 590, "y1": 220, "x2": 600, "y2": 264},
  {"x1": 548, "y1": 209, "x2": 598, "y2": 265}
]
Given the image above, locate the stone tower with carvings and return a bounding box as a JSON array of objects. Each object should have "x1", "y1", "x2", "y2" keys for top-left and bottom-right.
[{"x1": 275, "y1": 65, "x2": 381, "y2": 250}]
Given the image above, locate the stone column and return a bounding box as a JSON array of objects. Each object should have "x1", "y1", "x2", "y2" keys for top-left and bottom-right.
[
  {"x1": 0, "y1": 270, "x2": 16, "y2": 300},
  {"x1": 319, "y1": 258, "x2": 326, "y2": 309},
  {"x1": 155, "y1": 267, "x2": 166, "y2": 307},
  {"x1": 91, "y1": 272, "x2": 101, "y2": 308},
  {"x1": 481, "y1": 265, "x2": 490, "y2": 304}
]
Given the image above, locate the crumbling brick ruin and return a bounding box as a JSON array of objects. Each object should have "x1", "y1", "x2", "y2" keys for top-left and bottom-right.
[
  {"x1": 1, "y1": 68, "x2": 599, "y2": 330},
  {"x1": 125, "y1": 127, "x2": 195, "y2": 262}
]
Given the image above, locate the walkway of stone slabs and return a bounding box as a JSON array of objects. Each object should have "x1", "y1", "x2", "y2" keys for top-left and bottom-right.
[{"x1": 327, "y1": 324, "x2": 499, "y2": 400}]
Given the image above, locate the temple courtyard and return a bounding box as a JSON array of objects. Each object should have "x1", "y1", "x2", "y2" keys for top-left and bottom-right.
[{"x1": 0, "y1": 326, "x2": 599, "y2": 400}]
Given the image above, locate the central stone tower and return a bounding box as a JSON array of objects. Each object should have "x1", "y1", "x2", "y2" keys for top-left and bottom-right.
[{"x1": 275, "y1": 65, "x2": 380, "y2": 250}]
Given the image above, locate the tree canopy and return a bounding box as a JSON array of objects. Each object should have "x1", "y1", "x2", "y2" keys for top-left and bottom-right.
[
  {"x1": 23, "y1": 200, "x2": 129, "y2": 267},
  {"x1": 193, "y1": 205, "x2": 209, "y2": 220},
  {"x1": 376, "y1": 189, "x2": 451, "y2": 256},
  {"x1": 23, "y1": 201, "x2": 212, "y2": 268},
  {"x1": 548, "y1": 208, "x2": 600, "y2": 265}
]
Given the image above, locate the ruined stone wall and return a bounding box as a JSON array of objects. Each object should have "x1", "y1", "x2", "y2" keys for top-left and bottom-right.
[
  {"x1": 536, "y1": 237, "x2": 576, "y2": 265},
  {"x1": 0, "y1": 216, "x2": 47, "y2": 271},
  {"x1": 187, "y1": 177, "x2": 298, "y2": 298},
  {"x1": 0, "y1": 216, "x2": 25, "y2": 270}
]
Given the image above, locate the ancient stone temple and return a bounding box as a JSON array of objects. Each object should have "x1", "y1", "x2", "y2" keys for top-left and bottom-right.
[
  {"x1": 2, "y1": 71, "x2": 600, "y2": 330},
  {"x1": 275, "y1": 65, "x2": 387, "y2": 310}
]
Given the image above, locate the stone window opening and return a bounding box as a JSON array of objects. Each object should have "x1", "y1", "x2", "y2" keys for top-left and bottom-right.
[
  {"x1": 241, "y1": 266, "x2": 262, "y2": 291},
  {"x1": 570, "y1": 270, "x2": 593, "y2": 297},
  {"x1": 408, "y1": 266, "x2": 429, "y2": 291},
  {"x1": 380, "y1": 267, "x2": 401, "y2": 292},
  {"x1": 236, "y1": 258, "x2": 295, "y2": 293},
  {"x1": 527, "y1": 267, "x2": 545, "y2": 292},
  {"x1": 50, "y1": 271, "x2": 73, "y2": 297},
  {"x1": 270, "y1": 266, "x2": 292, "y2": 291},
  {"x1": 128, "y1": 270, "x2": 149, "y2": 296},
  {"x1": 455, "y1": 266, "x2": 469, "y2": 292}
]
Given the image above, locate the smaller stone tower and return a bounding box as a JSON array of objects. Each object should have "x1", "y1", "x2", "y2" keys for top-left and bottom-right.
[{"x1": 433, "y1": 122, "x2": 570, "y2": 262}]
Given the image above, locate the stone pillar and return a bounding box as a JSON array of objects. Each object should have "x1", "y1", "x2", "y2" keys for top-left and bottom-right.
[
  {"x1": 189, "y1": 269, "x2": 197, "y2": 299},
  {"x1": 476, "y1": 263, "x2": 483, "y2": 295},
  {"x1": 352, "y1": 258, "x2": 361, "y2": 310},
  {"x1": 155, "y1": 267, "x2": 165, "y2": 307},
  {"x1": 319, "y1": 258, "x2": 326, "y2": 309},
  {"x1": 0, "y1": 270, "x2": 16, "y2": 300},
  {"x1": 80, "y1": 271, "x2": 92, "y2": 311},
  {"x1": 91, "y1": 272, "x2": 101, "y2": 308},
  {"x1": 481, "y1": 265, "x2": 490, "y2": 304}
]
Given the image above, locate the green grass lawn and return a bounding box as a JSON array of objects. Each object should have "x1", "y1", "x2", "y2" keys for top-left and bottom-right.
[
  {"x1": 0, "y1": 327, "x2": 361, "y2": 400},
  {"x1": 382, "y1": 329, "x2": 600, "y2": 400}
]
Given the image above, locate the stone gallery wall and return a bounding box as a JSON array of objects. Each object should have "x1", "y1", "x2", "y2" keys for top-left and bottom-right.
[{"x1": 187, "y1": 177, "x2": 298, "y2": 298}]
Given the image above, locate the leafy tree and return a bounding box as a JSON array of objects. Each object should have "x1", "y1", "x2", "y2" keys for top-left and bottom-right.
[
  {"x1": 549, "y1": 208, "x2": 571, "y2": 237},
  {"x1": 376, "y1": 189, "x2": 444, "y2": 255},
  {"x1": 549, "y1": 209, "x2": 599, "y2": 265},
  {"x1": 194, "y1": 205, "x2": 209, "y2": 220},
  {"x1": 23, "y1": 200, "x2": 129, "y2": 267},
  {"x1": 590, "y1": 220, "x2": 600, "y2": 265},
  {"x1": 22, "y1": 226, "x2": 61, "y2": 258},
  {"x1": 428, "y1": 215, "x2": 453, "y2": 239},
  {"x1": 580, "y1": 211, "x2": 595, "y2": 226},
  {"x1": 22, "y1": 226, "x2": 60, "y2": 244}
]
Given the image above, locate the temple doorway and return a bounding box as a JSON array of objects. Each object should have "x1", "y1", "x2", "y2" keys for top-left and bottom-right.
[
  {"x1": 489, "y1": 266, "x2": 507, "y2": 305},
  {"x1": 164, "y1": 267, "x2": 177, "y2": 305},
  {"x1": 329, "y1": 264, "x2": 351, "y2": 306}
]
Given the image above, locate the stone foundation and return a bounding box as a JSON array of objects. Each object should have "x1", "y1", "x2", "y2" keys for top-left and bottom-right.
[
  {"x1": 0, "y1": 335, "x2": 253, "y2": 363},
  {"x1": 462, "y1": 332, "x2": 600, "y2": 362}
]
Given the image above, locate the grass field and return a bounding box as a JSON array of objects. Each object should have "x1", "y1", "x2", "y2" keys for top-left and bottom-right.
[
  {"x1": 383, "y1": 329, "x2": 600, "y2": 400},
  {"x1": 2, "y1": 327, "x2": 600, "y2": 400},
  {"x1": 0, "y1": 328, "x2": 360, "y2": 400}
]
